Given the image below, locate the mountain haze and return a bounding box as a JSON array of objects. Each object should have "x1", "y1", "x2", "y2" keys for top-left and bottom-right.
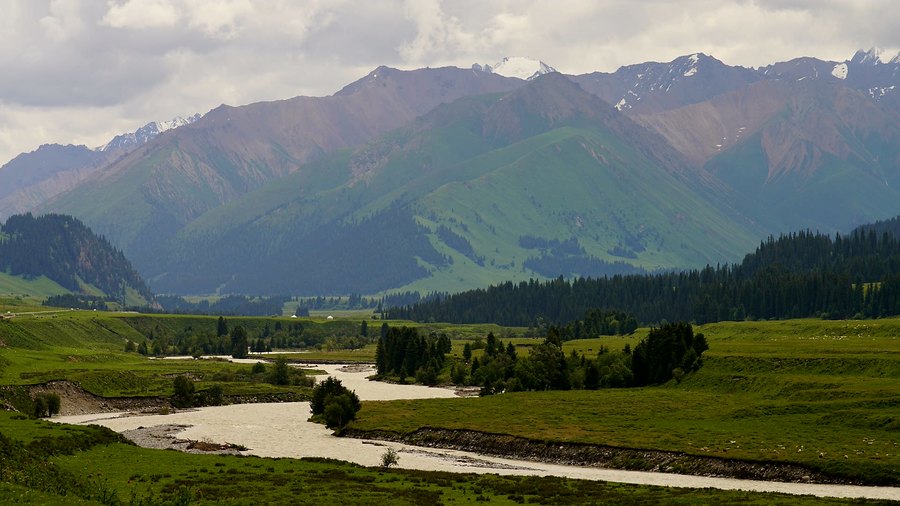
[
  {"x1": 143, "y1": 74, "x2": 760, "y2": 295},
  {"x1": 572, "y1": 53, "x2": 762, "y2": 114},
  {"x1": 0, "y1": 115, "x2": 200, "y2": 220},
  {"x1": 43, "y1": 66, "x2": 523, "y2": 268},
  {"x1": 10, "y1": 49, "x2": 899, "y2": 296}
]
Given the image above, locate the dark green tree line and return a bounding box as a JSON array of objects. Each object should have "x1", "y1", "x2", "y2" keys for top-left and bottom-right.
[
  {"x1": 390, "y1": 228, "x2": 900, "y2": 326},
  {"x1": 463, "y1": 322, "x2": 704, "y2": 395},
  {"x1": 375, "y1": 326, "x2": 451, "y2": 384}
]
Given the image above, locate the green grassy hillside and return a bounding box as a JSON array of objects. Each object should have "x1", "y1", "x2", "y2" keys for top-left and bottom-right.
[
  {"x1": 0, "y1": 412, "x2": 842, "y2": 505},
  {"x1": 407, "y1": 126, "x2": 757, "y2": 293},
  {"x1": 709, "y1": 130, "x2": 900, "y2": 234},
  {"x1": 0, "y1": 312, "x2": 323, "y2": 402},
  {"x1": 0, "y1": 313, "x2": 891, "y2": 503},
  {"x1": 350, "y1": 318, "x2": 900, "y2": 485},
  {"x1": 0, "y1": 272, "x2": 70, "y2": 298},
  {"x1": 141, "y1": 76, "x2": 760, "y2": 296}
]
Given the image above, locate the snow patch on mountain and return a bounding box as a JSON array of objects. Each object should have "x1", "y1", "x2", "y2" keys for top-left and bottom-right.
[
  {"x1": 831, "y1": 63, "x2": 848, "y2": 80},
  {"x1": 99, "y1": 114, "x2": 200, "y2": 152},
  {"x1": 476, "y1": 57, "x2": 557, "y2": 80},
  {"x1": 851, "y1": 47, "x2": 896, "y2": 66},
  {"x1": 869, "y1": 85, "x2": 896, "y2": 99}
]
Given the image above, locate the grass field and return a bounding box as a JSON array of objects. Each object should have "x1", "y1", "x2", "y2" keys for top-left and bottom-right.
[
  {"x1": 350, "y1": 318, "x2": 900, "y2": 485},
  {"x1": 2, "y1": 313, "x2": 899, "y2": 502},
  {"x1": 0, "y1": 272, "x2": 70, "y2": 299},
  {"x1": 0, "y1": 312, "x2": 320, "y2": 407},
  {"x1": 0, "y1": 411, "x2": 877, "y2": 505}
]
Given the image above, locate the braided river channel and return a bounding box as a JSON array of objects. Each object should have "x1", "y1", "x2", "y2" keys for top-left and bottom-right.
[{"x1": 55, "y1": 362, "x2": 900, "y2": 501}]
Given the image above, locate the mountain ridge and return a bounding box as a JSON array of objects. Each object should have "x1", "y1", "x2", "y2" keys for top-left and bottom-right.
[
  {"x1": 141, "y1": 74, "x2": 761, "y2": 295},
  {"x1": 8, "y1": 49, "x2": 898, "y2": 295}
]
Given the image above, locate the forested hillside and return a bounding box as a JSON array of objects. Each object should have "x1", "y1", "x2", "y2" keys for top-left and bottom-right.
[
  {"x1": 857, "y1": 215, "x2": 900, "y2": 238},
  {"x1": 0, "y1": 213, "x2": 153, "y2": 304},
  {"x1": 388, "y1": 224, "x2": 900, "y2": 326}
]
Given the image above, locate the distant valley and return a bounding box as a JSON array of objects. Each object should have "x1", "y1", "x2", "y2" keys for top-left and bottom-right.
[{"x1": 1, "y1": 49, "x2": 898, "y2": 296}]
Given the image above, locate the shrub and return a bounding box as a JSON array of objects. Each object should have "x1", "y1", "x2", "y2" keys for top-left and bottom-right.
[
  {"x1": 380, "y1": 447, "x2": 399, "y2": 469},
  {"x1": 201, "y1": 385, "x2": 224, "y2": 406},
  {"x1": 310, "y1": 377, "x2": 360, "y2": 415},
  {"x1": 311, "y1": 377, "x2": 360, "y2": 429},
  {"x1": 251, "y1": 362, "x2": 266, "y2": 375},
  {"x1": 268, "y1": 357, "x2": 290, "y2": 385},
  {"x1": 323, "y1": 393, "x2": 358, "y2": 429},
  {"x1": 172, "y1": 376, "x2": 196, "y2": 408},
  {"x1": 33, "y1": 395, "x2": 46, "y2": 418},
  {"x1": 32, "y1": 393, "x2": 61, "y2": 418}
]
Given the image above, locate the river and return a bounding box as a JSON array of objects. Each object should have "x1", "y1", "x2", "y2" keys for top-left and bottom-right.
[{"x1": 55, "y1": 363, "x2": 900, "y2": 501}]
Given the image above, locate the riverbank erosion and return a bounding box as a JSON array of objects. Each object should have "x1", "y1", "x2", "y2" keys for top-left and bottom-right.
[
  {"x1": 10, "y1": 380, "x2": 306, "y2": 416},
  {"x1": 340, "y1": 427, "x2": 873, "y2": 486}
]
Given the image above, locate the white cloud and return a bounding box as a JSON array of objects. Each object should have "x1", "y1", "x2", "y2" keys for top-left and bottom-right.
[
  {"x1": 183, "y1": 0, "x2": 254, "y2": 38},
  {"x1": 101, "y1": 0, "x2": 181, "y2": 29},
  {"x1": 40, "y1": 0, "x2": 87, "y2": 42}
]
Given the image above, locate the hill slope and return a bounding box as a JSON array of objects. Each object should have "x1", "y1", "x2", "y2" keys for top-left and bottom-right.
[
  {"x1": 0, "y1": 213, "x2": 153, "y2": 305},
  {"x1": 389, "y1": 220, "x2": 900, "y2": 326},
  {"x1": 15, "y1": 50, "x2": 899, "y2": 296},
  {"x1": 143, "y1": 74, "x2": 760, "y2": 295},
  {"x1": 44, "y1": 67, "x2": 523, "y2": 272}
]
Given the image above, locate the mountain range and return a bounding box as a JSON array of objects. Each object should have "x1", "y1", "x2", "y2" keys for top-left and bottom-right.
[
  {"x1": 3, "y1": 49, "x2": 898, "y2": 296},
  {"x1": 0, "y1": 114, "x2": 200, "y2": 219}
]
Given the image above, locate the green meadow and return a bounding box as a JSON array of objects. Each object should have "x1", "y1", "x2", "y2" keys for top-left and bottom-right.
[
  {"x1": 350, "y1": 319, "x2": 900, "y2": 485},
  {"x1": 2, "y1": 311, "x2": 899, "y2": 503},
  {"x1": 0, "y1": 411, "x2": 880, "y2": 505}
]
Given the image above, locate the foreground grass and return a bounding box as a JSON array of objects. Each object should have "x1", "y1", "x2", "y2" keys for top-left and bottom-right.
[
  {"x1": 2, "y1": 313, "x2": 899, "y2": 502},
  {"x1": 0, "y1": 412, "x2": 880, "y2": 505},
  {"x1": 350, "y1": 318, "x2": 900, "y2": 485},
  {"x1": 0, "y1": 313, "x2": 318, "y2": 411}
]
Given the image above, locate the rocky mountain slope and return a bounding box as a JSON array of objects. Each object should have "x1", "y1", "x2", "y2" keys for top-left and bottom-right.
[
  {"x1": 9, "y1": 49, "x2": 898, "y2": 295},
  {"x1": 41, "y1": 67, "x2": 523, "y2": 266},
  {"x1": 141, "y1": 74, "x2": 760, "y2": 295},
  {"x1": 0, "y1": 115, "x2": 200, "y2": 220}
]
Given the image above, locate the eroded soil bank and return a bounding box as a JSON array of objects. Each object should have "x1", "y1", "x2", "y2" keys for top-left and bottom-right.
[
  {"x1": 22, "y1": 379, "x2": 307, "y2": 416},
  {"x1": 27, "y1": 381, "x2": 166, "y2": 416},
  {"x1": 341, "y1": 427, "x2": 859, "y2": 486}
]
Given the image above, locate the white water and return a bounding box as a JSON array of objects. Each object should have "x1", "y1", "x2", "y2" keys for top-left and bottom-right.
[{"x1": 55, "y1": 363, "x2": 900, "y2": 501}]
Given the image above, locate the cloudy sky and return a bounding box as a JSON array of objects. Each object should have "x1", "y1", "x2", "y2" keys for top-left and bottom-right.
[{"x1": 1, "y1": 0, "x2": 898, "y2": 165}]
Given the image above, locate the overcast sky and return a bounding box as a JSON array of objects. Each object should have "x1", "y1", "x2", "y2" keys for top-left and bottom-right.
[{"x1": 1, "y1": 0, "x2": 898, "y2": 166}]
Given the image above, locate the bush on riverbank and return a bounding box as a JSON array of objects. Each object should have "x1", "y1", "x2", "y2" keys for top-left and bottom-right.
[{"x1": 310, "y1": 377, "x2": 360, "y2": 429}]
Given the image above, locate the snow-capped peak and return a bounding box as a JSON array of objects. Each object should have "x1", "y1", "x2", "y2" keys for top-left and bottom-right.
[
  {"x1": 851, "y1": 47, "x2": 891, "y2": 65},
  {"x1": 683, "y1": 54, "x2": 701, "y2": 77},
  {"x1": 157, "y1": 114, "x2": 200, "y2": 133},
  {"x1": 476, "y1": 56, "x2": 557, "y2": 80},
  {"x1": 98, "y1": 113, "x2": 200, "y2": 152}
]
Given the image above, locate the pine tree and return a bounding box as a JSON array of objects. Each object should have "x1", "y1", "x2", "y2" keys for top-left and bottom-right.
[
  {"x1": 230, "y1": 325, "x2": 249, "y2": 359},
  {"x1": 217, "y1": 316, "x2": 228, "y2": 337}
]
